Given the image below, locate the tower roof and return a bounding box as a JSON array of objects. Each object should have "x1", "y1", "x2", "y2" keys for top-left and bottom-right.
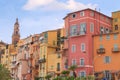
[{"x1": 15, "y1": 18, "x2": 19, "y2": 25}]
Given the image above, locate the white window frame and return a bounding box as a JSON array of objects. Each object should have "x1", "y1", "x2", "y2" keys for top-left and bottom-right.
[
  {"x1": 81, "y1": 43, "x2": 85, "y2": 52},
  {"x1": 99, "y1": 44, "x2": 104, "y2": 49},
  {"x1": 70, "y1": 25, "x2": 77, "y2": 36},
  {"x1": 99, "y1": 35, "x2": 102, "y2": 41},
  {"x1": 72, "y1": 59, "x2": 76, "y2": 65},
  {"x1": 104, "y1": 56, "x2": 111, "y2": 64},
  {"x1": 90, "y1": 23, "x2": 94, "y2": 33},
  {"x1": 106, "y1": 35, "x2": 110, "y2": 40},
  {"x1": 80, "y1": 11, "x2": 84, "y2": 16},
  {"x1": 90, "y1": 11, "x2": 94, "y2": 16},
  {"x1": 80, "y1": 23, "x2": 86, "y2": 35},
  {"x1": 100, "y1": 26, "x2": 104, "y2": 34},
  {"x1": 105, "y1": 28, "x2": 109, "y2": 33},
  {"x1": 79, "y1": 71, "x2": 86, "y2": 77},
  {"x1": 80, "y1": 58, "x2": 85, "y2": 66},
  {"x1": 72, "y1": 44, "x2": 76, "y2": 53},
  {"x1": 114, "y1": 34, "x2": 117, "y2": 40}
]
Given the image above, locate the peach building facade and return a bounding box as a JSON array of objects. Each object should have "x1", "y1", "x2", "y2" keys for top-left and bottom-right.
[{"x1": 93, "y1": 33, "x2": 120, "y2": 80}]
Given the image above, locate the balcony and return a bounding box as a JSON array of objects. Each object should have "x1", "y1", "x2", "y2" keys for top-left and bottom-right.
[
  {"x1": 78, "y1": 65, "x2": 85, "y2": 67},
  {"x1": 38, "y1": 58, "x2": 46, "y2": 63},
  {"x1": 11, "y1": 59, "x2": 16, "y2": 63},
  {"x1": 70, "y1": 31, "x2": 86, "y2": 37},
  {"x1": 11, "y1": 64, "x2": 16, "y2": 69},
  {"x1": 112, "y1": 48, "x2": 120, "y2": 53},
  {"x1": 97, "y1": 48, "x2": 105, "y2": 54}
]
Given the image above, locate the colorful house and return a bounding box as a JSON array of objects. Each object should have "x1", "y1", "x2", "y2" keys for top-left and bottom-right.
[
  {"x1": 38, "y1": 29, "x2": 63, "y2": 79},
  {"x1": 63, "y1": 8, "x2": 112, "y2": 77},
  {"x1": 112, "y1": 10, "x2": 120, "y2": 32},
  {"x1": 93, "y1": 32, "x2": 120, "y2": 80}
]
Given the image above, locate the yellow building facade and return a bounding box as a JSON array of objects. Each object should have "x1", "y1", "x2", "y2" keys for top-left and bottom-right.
[
  {"x1": 112, "y1": 11, "x2": 120, "y2": 32},
  {"x1": 39, "y1": 29, "x2": 63, "y2": 79}
]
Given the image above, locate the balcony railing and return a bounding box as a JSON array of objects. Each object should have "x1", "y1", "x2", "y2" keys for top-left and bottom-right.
[
  {"x1": 38, "y1": 58, "x2": 46, "y2": 63},
  {"x1": 112, "y1": 48, "x2": 120, "y2": 53},
  {"x1": 70, "y1": 31, "x2": 86, "y2": 37},
  {"x1": 78, "y1": 64, "x2": 85, "y2": 67},
  {"x1": 11, "y1": 59, "x2": 16, "y2": 63},
  {"x1": 97, "y1": 48, "x2": 105, "y2": 54}
]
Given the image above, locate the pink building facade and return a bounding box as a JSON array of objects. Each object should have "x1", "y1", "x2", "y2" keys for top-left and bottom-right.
[{"x1": 63, "y1": 8, "x2": 112, "y2": 77}]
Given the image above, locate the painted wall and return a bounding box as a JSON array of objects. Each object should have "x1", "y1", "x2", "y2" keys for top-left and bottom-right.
[{"x1": 64, "y1": 9, "x2": 112, "y2": 76}]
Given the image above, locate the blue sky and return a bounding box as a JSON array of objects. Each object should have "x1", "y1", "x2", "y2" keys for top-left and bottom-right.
[{"x1": 0, "y1": 0, "x2": 120, "y2": 43}]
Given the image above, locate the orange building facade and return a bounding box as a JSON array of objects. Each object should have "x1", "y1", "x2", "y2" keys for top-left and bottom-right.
[{"x1": 93, "y1": 32, "x2": 120, "y2": 80}]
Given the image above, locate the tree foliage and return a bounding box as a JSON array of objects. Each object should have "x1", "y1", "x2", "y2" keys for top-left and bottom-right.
[{"x1": 0, "y1": 64, "x2": 11, "y2": 80}]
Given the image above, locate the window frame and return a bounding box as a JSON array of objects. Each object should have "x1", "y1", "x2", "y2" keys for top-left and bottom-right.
[
  {"x1": 80, "y1": 58, "x2": 85, "y2": 66},
  {"x1": 79, "y1": 71, "x2": 86, "y2": 77},
  {"x1": 81, "y1": 43, "x2": 85, "y2": 52},
  {"x1": 71, "y1": 44, "x2": 76, "y2": 53},
  {"x1": 80, "y1": 11, "x2": 85, "y2": 17},
  {"x1": 104, "y1": 56, "x2": 111, "y2": 64},
  {"x1": 72, "y1": 59, "x2": 76, "y2": 65},
  {"x1": 90, "y1": 23, "x2": 94, "y2": 33}
]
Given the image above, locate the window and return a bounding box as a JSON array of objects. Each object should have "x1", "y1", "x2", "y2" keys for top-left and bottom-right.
[
  {"x1": 81, "y1": 43, "x2": 85, "y2": 51},
  {"x1": 100, "y1": 15, "x2": 104, "y2": 20},
  {"x1": 105, "y1": 28, "x2": 109, "y2": 33},
  {"x1": 79, "y1": 71, "x2": 86, "y2": 77},
  {"x1": 80, "y1": 59, "x2": 84, "y2": 66},
  {"x1": 100, "y1": 44, "x2": 104, "y2": 48},
  {"x1": 57, "y1": 53, "x2": 61, "y2": 58},
  {"x1": 114, "y1": 44, "x2": 118, "y2": 48},
  {"x1": 104, "y1": 56, "x2": 111, "y2": 63},
  {"x1": 114, "y1": 18, "x2": 118, "y2": 22},
  {"x1": 53, "y1": 40, "x2": 56, "y2": 45},
  {"x1": 90, "y1": 11, "x2": 94, "y2": 16},
  {"x1": 106, "y1": 18, "x2": 109, "y2": 22},
  {"x1": 100, "y1": 27, "x2": 104, "y2": 34},
  {"x1": 80, "y1": 11, "x2": 84, "y2": 16},
  {"x1": 104, "y1": 71, "x2": 111, "y2": 80},
  {"x1": 114, "y1": 34, "x2": 117, "y2": 40},
  {"x1": 24, "y1": 54, "x2": 26, "y2": 59},
  {"x1": 57, "y1": 63, "x2": 60, "y2": 71},
  {"x1": 115, "y1": 25, "x2": 118, "y2": 30},
  {"x1": 106, "y1": 35, "x2": 110, "y2": 40},
  {"x1": 66, "y1": 29, "x2": 68, "y2": 37},
  {"x1": 72, "y1": 59, "x2": 76, "y2": 65},
  {"x1": 44, "y1": 33, "x2": 48, "y2": 38},
  {"x1": 80, "y1": 23, "x2": 86, "y2": 35},
  {"x1": 72, "y1": 14, "x2": 76, "y2": 18},
  {"x1": 100, "y1": 35, "x2": 102, "y2": 41},
  {"x1": 90, "y1": 23, "x2": 94, "y2": 33},
  {"x1": 70, "y1": 25, "x2": 77, "y2": 36},
  {"x1": 71, "y1": 45, "x2": 76, "y2": 53}
]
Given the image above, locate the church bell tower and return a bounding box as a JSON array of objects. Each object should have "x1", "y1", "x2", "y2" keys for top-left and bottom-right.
[{"x1": 12, "y1": 18, "x2": 20, "y2": 45}]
